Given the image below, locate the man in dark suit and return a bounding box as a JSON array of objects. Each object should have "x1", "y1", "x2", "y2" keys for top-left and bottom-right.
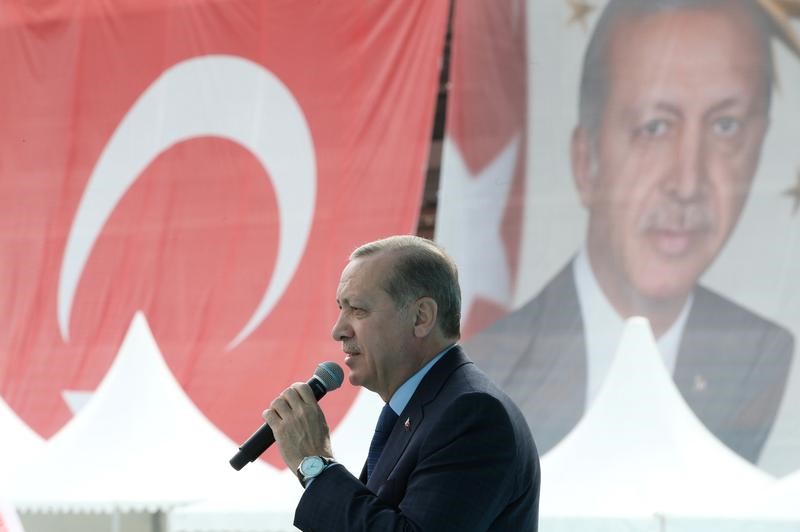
[
  {"x1": 264, "y1": 235, "x2": 540, "y2": 531},
  {"x1": 466, "y1": 0, "x2": 795, "y2": 464}
]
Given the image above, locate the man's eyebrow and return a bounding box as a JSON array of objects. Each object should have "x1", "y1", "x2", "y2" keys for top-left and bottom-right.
[
  {"x1": 651, "y1": 102, "x2": 682, "y2": 117},
  {"x1": 621, "y1": 101, "x2": 681, "y2": 124},
  {"x1": 705, "y1": 97, "x2": 744, "y2": 116}
]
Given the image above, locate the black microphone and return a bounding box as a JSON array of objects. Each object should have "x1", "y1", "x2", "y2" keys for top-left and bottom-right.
[{"x1": 229, "y1": 361, "x2": 344, "y2": 471}]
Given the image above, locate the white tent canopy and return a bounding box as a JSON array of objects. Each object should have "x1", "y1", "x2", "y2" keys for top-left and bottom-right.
[
  {"x1": 20, "y1": 314, "x2": 790, "y2": 529},
  {"x1": 167, "y1": 494, "x2": 295, "y2": 532},
  {"x1": 540, "y1": 317, "x2": 775, "y2": 519},
  {"x1": 0, "y1": 394, "x2": 44, "y2": 480},
  {"x1": 10, "y1": 313, "x2": 292, "y2": 513},
  {"x1": 748, "y1": 467, "x2": 800, "y2": 519}
]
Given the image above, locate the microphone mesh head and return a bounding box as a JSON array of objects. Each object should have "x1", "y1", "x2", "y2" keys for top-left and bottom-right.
[{"x1": 314, "y1": 361, "x2": 344, "y2": 391}]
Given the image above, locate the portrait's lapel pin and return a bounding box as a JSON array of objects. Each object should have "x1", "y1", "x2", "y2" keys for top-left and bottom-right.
[
  {"x1": 694, "y1": 373, "x2": 708, "y2": 392},
  {"x1": 404, "y1": 417, "x2": 411, "y2": 431}
]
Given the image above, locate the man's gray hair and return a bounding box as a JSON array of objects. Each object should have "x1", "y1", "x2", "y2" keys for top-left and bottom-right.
[
  {"x1": 578, "y1": 0, "x2": 775, "y2": 137},
  {"x1": 351, "y1": 235, "x2": 461, "y2": 340}
]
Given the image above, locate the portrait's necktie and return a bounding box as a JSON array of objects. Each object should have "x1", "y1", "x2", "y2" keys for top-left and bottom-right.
[{"x1": 366, "y1": 403, "x2": 398, "y2": 479}]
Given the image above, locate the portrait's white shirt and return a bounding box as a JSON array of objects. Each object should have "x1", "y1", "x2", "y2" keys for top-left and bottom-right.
[{"x1": 573, "y1": 248, "x2": 693, "y2": 409}]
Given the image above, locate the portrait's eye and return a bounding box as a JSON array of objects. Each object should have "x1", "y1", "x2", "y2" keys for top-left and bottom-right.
[
  {"x1": 712, "y1": 116, "x2": 741, "y2": 137},
  {"x1": 635, "y1": 118, "x2": 670, "y2": 139}
]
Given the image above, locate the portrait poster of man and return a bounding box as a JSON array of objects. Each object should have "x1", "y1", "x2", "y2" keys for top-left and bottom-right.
[{"x1": 441, "y1": 0, "x2": 800, "y2": 477}]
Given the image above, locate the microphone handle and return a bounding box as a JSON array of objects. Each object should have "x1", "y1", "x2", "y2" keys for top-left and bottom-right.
[{"x1": 229, "y1": 376, "x2": 328, "y2": 470}]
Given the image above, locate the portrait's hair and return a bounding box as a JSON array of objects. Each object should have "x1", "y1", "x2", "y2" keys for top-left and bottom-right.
[
  {"x1": 578, "y1": 0, "x2": 776, "y2": 138},
  {"x1": 351, "y1": 235, "x2": 462, "y2": 340}
]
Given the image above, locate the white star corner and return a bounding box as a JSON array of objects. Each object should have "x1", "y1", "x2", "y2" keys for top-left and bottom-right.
[{"x1": 434, "y1": 134, "x2": 521, "y2": 320}]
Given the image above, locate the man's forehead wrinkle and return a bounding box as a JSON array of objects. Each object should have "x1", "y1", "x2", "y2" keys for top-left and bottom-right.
[
  {"x1": 616, "y1": 91, "x2": 757, "y2": 128},
  {"x1": 336, "y1": 281, "x2": 356, "y2": 302},
  {"x1": 335, "y1": 277, "x2": 352, "y2": 304},
  {"x1": 652, "y1": 102, "x2": 682, "y2": 115},
  {"x1": 619, "y1": 102, "x2": 682, "y2": 120}
]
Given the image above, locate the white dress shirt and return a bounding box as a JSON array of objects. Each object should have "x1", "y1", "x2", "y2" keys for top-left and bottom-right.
[{"x1": 573, "y1": 249, "x2": 692, "y2": 409}]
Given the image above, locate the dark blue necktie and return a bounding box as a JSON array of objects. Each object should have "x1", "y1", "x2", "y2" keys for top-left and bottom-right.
[{"x1": 366, "y1": 403, "x2": 398, "y2": 479}]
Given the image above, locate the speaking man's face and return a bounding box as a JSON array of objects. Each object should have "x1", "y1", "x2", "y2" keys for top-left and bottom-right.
[
  {"x1": 573, "y1": 6, "x2": 770, "y2": 309},
  {"x1": 331, "y1": 252, "x2": 419, "y2": 402}
]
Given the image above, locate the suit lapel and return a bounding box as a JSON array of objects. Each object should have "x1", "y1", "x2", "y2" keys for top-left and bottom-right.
[
  {"x1": 503, "y1": 262, "x2": 587, "y2": 452},
  {"x1": 674, "y1": 286, "x2": 746, "y2": 435},
  {"x1": 365, "y1": 346, "x2": 469, "y2": 490},
  {"x1": 674, "y1": 291, "x2": 712, "y2": 402}
]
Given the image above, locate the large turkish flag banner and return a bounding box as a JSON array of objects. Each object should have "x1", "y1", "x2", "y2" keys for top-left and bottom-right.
[{"x1": 0, "y1": 0, "x2": 448, "y2": 467}]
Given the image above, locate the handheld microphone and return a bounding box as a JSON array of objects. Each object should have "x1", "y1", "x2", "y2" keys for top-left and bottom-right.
[{"x1": 229, "y1": 361, "x2": 344, "y2": 471}]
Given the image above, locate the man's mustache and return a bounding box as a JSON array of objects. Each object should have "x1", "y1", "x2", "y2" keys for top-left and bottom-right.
[{"x1": 639, "y1": 200, "x2": 714, "y2": 233}]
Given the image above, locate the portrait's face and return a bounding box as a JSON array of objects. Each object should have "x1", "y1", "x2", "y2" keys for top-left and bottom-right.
[
  {"x1": 331, "y1": 252, "x2": 417, "y2": 401},
  {"x1": 573, "y1": 6, "x2": 770, "y2": 310}
]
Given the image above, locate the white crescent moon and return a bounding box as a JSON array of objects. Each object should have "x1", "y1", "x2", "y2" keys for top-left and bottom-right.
[{"x1": 58, "y1": 55, "x2": 316, "y2": 349}]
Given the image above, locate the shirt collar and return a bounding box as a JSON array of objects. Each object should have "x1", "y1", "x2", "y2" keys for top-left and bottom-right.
[
  {"x1": 574, "y1": 248, "x2": 693, "y2": 407},
  {"x1": 388, "y1": 345, "x2": 454, "y2": 415}
]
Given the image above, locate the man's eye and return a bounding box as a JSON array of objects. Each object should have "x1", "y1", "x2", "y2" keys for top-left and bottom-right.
[
  {"x1": 637, "y1": 119, "x2": 670, "y2": 138},
  {"x1": 713, "y1": 116, "x2": 741, "y2": 137}
]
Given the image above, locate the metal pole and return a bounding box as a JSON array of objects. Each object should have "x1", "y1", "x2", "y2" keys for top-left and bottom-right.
[{"x1": 152, "y1": 510, "x2": 164, "y2": 532}]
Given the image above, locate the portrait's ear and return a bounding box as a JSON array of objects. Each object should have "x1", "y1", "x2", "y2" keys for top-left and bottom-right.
[
  {"x1": 571, "y1": 126, "x2": 596, "y2": 208},
  {"x1": 413, "y1": 297, "x2": 438, "y2": 338}
]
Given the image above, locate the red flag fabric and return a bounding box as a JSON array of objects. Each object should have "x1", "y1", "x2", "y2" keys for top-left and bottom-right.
[
  {"x1": 0, "y1": 0, "x2": 448, "y2": 468},
  {"x1": 435, "y1": 0, "x2": 528, "y2": 339}
]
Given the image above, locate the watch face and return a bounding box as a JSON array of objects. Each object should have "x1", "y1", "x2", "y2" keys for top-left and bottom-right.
[{"x1": 300, "y1": 456, "x2": 325, "y2": 477}]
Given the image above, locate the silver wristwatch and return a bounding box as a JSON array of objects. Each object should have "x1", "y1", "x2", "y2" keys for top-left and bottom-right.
[{"x1": 297, "y1": 456, "x2": 335, "y2": 487}]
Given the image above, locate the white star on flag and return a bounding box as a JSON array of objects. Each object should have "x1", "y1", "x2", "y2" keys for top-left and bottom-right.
[{"x1": 435, "y1": 134, "x2": 520, "y2": 326}]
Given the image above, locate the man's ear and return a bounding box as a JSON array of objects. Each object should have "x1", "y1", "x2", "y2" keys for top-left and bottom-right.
[
  {"x1": 571, "y1": 126, "x2": 596, "y2": 208},
  {"x1": 413, "y1": 297, "x2": 438, "y2": 338}
]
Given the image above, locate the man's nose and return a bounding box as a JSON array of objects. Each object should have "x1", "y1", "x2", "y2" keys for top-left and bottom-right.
[
  {"x1": 331, "y1": 311, "x2": 352, "y2": 341},
  {"x1": 669, "y1": 126, "x2": 707, "y2": 201}
]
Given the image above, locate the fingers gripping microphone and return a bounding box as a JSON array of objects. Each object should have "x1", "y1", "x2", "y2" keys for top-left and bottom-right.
[{"x1": 229, "y1": 361, "x2": 344, "y2": 471}]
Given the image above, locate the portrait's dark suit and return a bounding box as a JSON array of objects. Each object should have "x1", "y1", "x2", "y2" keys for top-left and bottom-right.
[
  {"x1": 294, "y1": 346, "x2": 540, "y2": 532},
  {"x1": 464, "y1": 261, "x2": 795, "y2": 463}
]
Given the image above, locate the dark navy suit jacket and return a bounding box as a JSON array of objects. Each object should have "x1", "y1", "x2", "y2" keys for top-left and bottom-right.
[
  {"x1": 294, "y1": 346, "x2": 540, "y2": 531},
  {"x1": 465, "y1": 261, "x2": 794, "y2": 463}
]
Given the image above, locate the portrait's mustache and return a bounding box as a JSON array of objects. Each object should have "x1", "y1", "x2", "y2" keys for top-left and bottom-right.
[{"x1": 640, "y1": 200, "x2": 713, "y2": 233}]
